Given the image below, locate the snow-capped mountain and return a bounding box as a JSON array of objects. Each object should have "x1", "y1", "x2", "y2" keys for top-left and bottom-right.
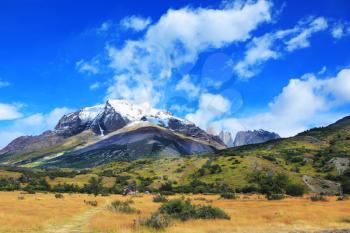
[
  {"x1": 55, "y1": 99, "x2": 223, "y2": 145},
  {"x1": 0, "y1": 99, "x2": 225, "y2": 168}
]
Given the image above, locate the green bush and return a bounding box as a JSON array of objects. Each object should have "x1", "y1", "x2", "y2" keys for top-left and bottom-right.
[
  {"x1": 266, "y1": 193, "x2": 284, "y2": 200},
  {"x1": 159, "y1": 199, "x2": 196, "y2": 221},
  {"x1": 108, "y1": 200, "x2": 137, "y2": 214},
  {"x1": 195, "y1": 205, "x2": 230, "y2": 220},
  {"x1": 55, "y1": 193, "x2": 64, "y2": 199},
  {"x1": 310, "y1": 194, "x2": 327, "y2": 202},
  {"x1": 220, "y1": 192, "x2": 236, "y2": 199},
  {"x1": 159, "y1": 199, "x2": 230, "y2": 221},
  {"x1": 84, "y1": 200, "x2": 98, "y2": 207},
  {"x1": 337, "y1": 195, "x2": 349, "y2": 201},
  {"x1": 153, "y1": 194, "x2": 168, "y2": 203},
  {"x1": 285, "y1": 183, "x2": 305, "y2": 196},
  {"x1": 141, "y1": 212, "x2": 171, "y2": 229}
]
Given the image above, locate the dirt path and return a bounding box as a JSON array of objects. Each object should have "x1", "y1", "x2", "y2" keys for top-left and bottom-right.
[{"x1": 43, "y1": 201, "x2": 109, "y2": 233}]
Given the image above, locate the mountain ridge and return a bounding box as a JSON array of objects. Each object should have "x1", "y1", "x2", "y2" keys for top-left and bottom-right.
[{"x1": 0, "y1": 99, "x2": 226, "y2": 167}]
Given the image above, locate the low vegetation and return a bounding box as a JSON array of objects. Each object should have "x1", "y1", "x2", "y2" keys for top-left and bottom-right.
[
  {"x1": 107, "y1": 200, "x2": 138, "y2": 213},
  {"x1": 153, "y1": 194, "x2": 168, "y2": 203}
]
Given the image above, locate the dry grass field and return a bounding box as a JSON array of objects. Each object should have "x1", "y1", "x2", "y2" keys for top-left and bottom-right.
[{"x1": 0, "y1": 192, "x2": 349, "y2": 233}]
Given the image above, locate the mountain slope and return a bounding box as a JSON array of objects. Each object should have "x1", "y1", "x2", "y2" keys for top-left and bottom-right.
[
  {"x1": 0, "y1": 115, "x2": 349, "y2": 195},
  {"x1": 0, "y1": 100, "x2": 225, "y2": 168}
]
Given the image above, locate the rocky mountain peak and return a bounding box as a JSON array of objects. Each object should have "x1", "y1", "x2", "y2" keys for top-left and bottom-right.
[
  {"x1": 219, "y1": 130, "x2": 234, "y2": 147},
  {"x1": 233, "y1": 129, "x2": 280, "y2": 147}
]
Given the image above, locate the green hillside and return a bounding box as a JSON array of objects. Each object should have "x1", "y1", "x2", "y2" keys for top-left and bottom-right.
[{"x1": 0, "y1": 116, "x2": 349, "y2": 195}]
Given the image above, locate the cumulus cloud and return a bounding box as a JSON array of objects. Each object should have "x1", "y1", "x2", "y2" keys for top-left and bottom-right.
[
  {"x1": 175, "y1": 74, "x2": 200, "y2": 98},
  {"x1": 186, "y1": 93, "x2": 231, "y2": 130},
  {"x1": 0, "y1": 103, "x2": 22, "y2": 120},
  {"x1": 121, "y1": 16, "x2": 152, "y2": 32},
  {"x1": 234, "y1": 33, "x2": 278, "y2": 78},
  {"x1": 234, "y1": 16, "x2": 329, "y2": 78},
  {"x1": 107, "y1": 0, "x2": 272, "y2": 104},
  {"x1": 0, "y1": 79, "x2": 10, "y2": 88},
  {"x1": 210, "y1": 68, "x2": 350, "y2": 137},
  {"x1": 0, "y1": 107, "x2": 73, "y2": 149}
]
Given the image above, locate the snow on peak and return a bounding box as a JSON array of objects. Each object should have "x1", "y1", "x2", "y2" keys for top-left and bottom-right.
[
  {"x1": 79, "y1": 104, "x2": 104, "y2": 123},
  {"x1": 106, "y1": 99, "x2": 174, "y2": 122},
  {"x1": 74, "y1": 99, "x2": 193, "y2": 128}
]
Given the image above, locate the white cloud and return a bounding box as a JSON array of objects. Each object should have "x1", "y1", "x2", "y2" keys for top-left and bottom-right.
[
  {"x1": 169, "y1": 104, "x2": 194, "y2": 113},
  {"x1": 286, "y1": 17, "x2": 328, "y2": 51},
  {"x1": 318, "y1": 66, "x2": 327, "y2": 75},
  {"x1": 97, "y1": 21, "x2": 112, "y2": 34},
  {"x1": 331, "y1": 24, "x2": 344, "y2": 39},
  {"x1": 0, "y1": 103, "x2": 22, "y2": 120},
  {"x1": 106, "y1": 74, "x2": 159, "y2": 106},
  {"x1": 186, "y1": 93, "x2": 231, "y2": 130},
  {"x1": 107, "y1": 0, "x2": 272, "y2": 104},
  {"x1": 0, "y1": 79, "x2": 10, "y2": 88},
  {"x1": 175, "y1": 74, "x2": 200, "y2": 98},
  {"x1": 331, "y1": 22, "x2": 350, "y2": 40},
  {"x1": 121, "y1": 16, "x2": 152, "y2": 32},
  {"x1": 0, "y1": 107, "x2": 73, "y2": 149},
  {"x1": 89, "y1": 82, "x2": 101, "y2": 90},
  {"x1": 76, "y1": 59, "x2": 99, "y2": 75},
  {"x1": 210, "y1": 68, "x2": 350, "y2": 137},
  {"x1": 234, "y1": 33, "x2": 278, "y2": 78},
  {"x1": 234, "y1": 16, "x2": 329, "y2": 78}
]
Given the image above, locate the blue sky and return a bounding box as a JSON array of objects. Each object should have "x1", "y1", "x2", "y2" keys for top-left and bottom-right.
[{"x1": 1, "y1": 0, "x2": 350, "y2": 148}]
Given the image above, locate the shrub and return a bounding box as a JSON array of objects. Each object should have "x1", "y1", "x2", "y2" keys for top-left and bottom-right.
[
  {"x1": 195, "y1": 205, "x2": 230, "y2": 220},
  {"x1": 84, "y1": 200, "x2": 98, "y2": 207},
  {"x1": 285, "y1": 183, "x2": 305, "y2": 196},
  {"x1": 266, "y1": 193, "x2": 284, "y2": 200},
  {"x1": 23, "y1": 186, "x2": 36, "y2": 194},
  {"x1": 337, "y1": 195, "x2": 349, "y2": 201},
  {"x1": 141, "y1": 212, "x2": 171, "y2": 229},
  {"x1": 220, "y1": 192, "x2": 236, "y2": 199},
  {"x1": 310, "y1": 194, "x2": 327, "y2": 202},
  {"x1": 153, "y1": 194, "x2": 168, "y2": 203},
  {"x1": 83, "y1": 177, "x2": 103, "y2": 196},
  {"x1": 159, "y1": 199, "x2": 230, "y2": 221},
  {"x1": 159, "y1": 199, "x2": 196, "y2": 221},
  {"x1": 55, "y1": 193, "x2": 64, "y2": 199},
  {"x1": 107, "y1": 200, "x2": 137, "y2": 214}
]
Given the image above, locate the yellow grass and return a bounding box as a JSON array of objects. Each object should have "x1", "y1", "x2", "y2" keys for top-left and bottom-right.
[
  {"x1": 0, "y1": 192, "x2": 349, "y2": 233},
  {"x1": 88, "y1": 194, "x2": 350, "y2": 233},
  {"x1": 0, "y1": 191, "x2": 107, "y2": 233}
]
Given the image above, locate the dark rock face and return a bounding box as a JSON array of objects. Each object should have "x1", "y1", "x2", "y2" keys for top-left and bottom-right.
[
  {"x1": 233, "y1": 129, "x2": 280, "y2": 147},
  {"x1": 167, "y1": 118, "x2": 225, "y2": 147},
  {"x1": 41, "y1": 126, "x2": 217, "y2": 168},
  {"x1": 55, "y1": 112, "x2": 87, "y2": 137},
  {"x1": 90, "y1": 103, "x2": 129, "y2": 135}
]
